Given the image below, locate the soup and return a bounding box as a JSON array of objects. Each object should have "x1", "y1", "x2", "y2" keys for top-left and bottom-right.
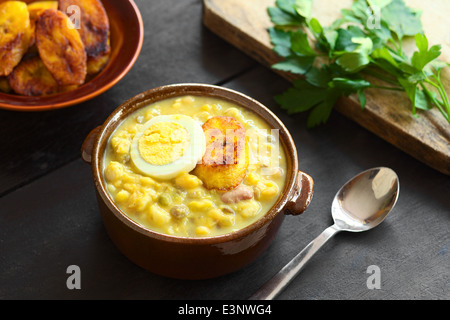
[{"x1": 103, "y1": 95, "x2": 287, "y2": 237}]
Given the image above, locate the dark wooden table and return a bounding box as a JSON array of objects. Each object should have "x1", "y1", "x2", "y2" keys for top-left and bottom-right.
[{"x1": 1, "y1": 0, "x2": 448, "y2": 300}]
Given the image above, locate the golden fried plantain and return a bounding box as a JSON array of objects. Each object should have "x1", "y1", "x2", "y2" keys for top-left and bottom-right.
[
  {"x1": 86, "y1": 37, "x2": 110, "y2": 74},
  {"x1": 27, "y1": 1, "x2": 58, "y2": 20},
  {"x1": 58, "y1": 0, "x2": 110, "y2": 58},
  {"x1": 26, "y1": 2, "x2": 58, "y2": 50},
  {"x1": 0, "y1": 76, "x2": 12, "y2": 93},
  {"x1": 86, "y1": 50, "x2": 110, "y2": 74},
  {"x1": 8, "y1": 56, "x2": 60, "y2": 96},
  {"x1": 193, "y1": 116, "x2": 249, "y2": 191},
  {"x1": 0, "y1": 1, "x2": 32, "y2": 76},
  {"x1": 35, "y1": 9, "x2": 87, "y2": 86}
]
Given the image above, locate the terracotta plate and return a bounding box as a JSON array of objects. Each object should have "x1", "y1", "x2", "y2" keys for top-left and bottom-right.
[{"x1": 0, "y1": 0, "x2": 144, "y2": 111}]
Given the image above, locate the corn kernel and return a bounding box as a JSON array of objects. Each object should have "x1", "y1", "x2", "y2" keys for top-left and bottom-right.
[
  {"x1": 208, "y1": 208, "x2": 234, "y2": 227},
  {"x1": 107, "y1": 184, "x2": 116, "y2": 193},
  {"x1": 182, "y1": 96, "x2": 195, "y2": 104},
  {"x1": 246, "y1": 172, "x2": 260, "y2": 185},
  {"x1": 195, "y1": 226, "x2": 210, "y2": 236},
  {"x1": 126, "y1": 191, "x2": 141, "y2": 209},
  {"x1": 224, "y1": 107, "x2": 239, "y2": 118},
  {"x1": 110, "y1": 136, "x2": 120, "y2": 148},
  {"x1": 148, "y1": 204, "x2": 171, "y2": 226},
  {"x1": 142, "y1": 187, "x2": 158, "y2": 200},
  {"x1": 236, "y1": 200, "x2": 261, "y2": 218},
  {"x1": 136, "y1": 194, "x2": 152, "y2": 211},
  {"x1": 111, "y1": 137, "x2": 130, "y2": 154},
  {"x1": 224, "y1": 107, "x2": 244, "y2": 122},
  {"x1": 140, "y1": 176, "x2": 156, "y2": 187},
  {"x1": 260, "y1": 184, "x2": 279, "y2": 201},
  {"x1": 123, "y1": 183, "x2": 137, "y2": 193},
  {"x1": 188, "y1": 200, "x2": 213, "y2": 211},
  {"x1": 166, "y1": 226, "x2": 175, "y2": 235},
  {"x1": 145, "y1": 108, "x2": 160, "y2": 120},
  {"x1": 115, "y1": 189, "x2": 130, "y2": 202},
  {"x1": 122, "y1": 173, "x2": 137, "y2": 184},
  {"x1": 126, "y1": 126, "x2": 138, "y2": 135},
  {"x1": 201, "y1": 104, "x2": 212, "y2": 111},
  {"x1": 187, "y1": 188, "x2": 206, "y2": 199},
  {"x1": 105, "y1": 161, "x2": 123, "y2": 182},
  {"x1": 194, "y1": 111, "x2": 211, "y2": 122},
  {"x1": 264, "y1": 181, "x2": 277, "y2": 188},
  {"x1": 175, "y1": 173, "x2": 202, "y2": 189}
]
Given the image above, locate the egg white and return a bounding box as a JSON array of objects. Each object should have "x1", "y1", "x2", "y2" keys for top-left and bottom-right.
[{"x1": 130, "y1": 114, "x2": 206, "y2": 180}]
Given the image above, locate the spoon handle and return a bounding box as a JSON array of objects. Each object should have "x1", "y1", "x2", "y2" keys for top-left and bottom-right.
[{"x1": 249, "y1": 224, "x2": 340, "y2": 300}]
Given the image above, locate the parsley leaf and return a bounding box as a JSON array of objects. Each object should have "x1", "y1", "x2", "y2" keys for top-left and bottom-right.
[
  {"x1": 268, "y1": 27, "x2": 292, "y2": 58},
  {"x1": 267, "y1": 0, "x2": 304, "y2": 26},
  {"x1": 411, "y1": 34, "x2": 442, "y2": 71},
  {"x1": 274, "y1": 78, "x2": 326, "y2": 114},
  {"x1": 272, "y1": 55, "x2": 315, "y2": 75},
  {"x1": 380, "y1": 0, "x2": 423, "y2": 40}
]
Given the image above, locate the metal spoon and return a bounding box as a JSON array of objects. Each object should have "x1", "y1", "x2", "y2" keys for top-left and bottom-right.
[{"x1": 249, "y1": 167, "x2": 400, "y2": 300}]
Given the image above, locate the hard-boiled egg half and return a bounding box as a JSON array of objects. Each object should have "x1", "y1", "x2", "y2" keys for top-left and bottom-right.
[{"x1": 130, "y1": 114, "x2": 206, "y2": 180}]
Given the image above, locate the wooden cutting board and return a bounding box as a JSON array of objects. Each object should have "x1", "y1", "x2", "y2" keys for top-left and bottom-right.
[{"x1": 203, "y1": 0, "x2": 450, "y2": 175}]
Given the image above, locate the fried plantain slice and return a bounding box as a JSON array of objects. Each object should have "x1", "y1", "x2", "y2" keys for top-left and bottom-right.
[
  {"x1": 193, "y1": 116, "x2": 249, "y2": 191},
  {"x1": 59, "y1": 0, "x2": 110, "y2": 58},
  {"x1": 0, "y1": 1, "x2": 32, "y2": 76},
  {"x1": 0, "y1": 76, "x2": 12, "y2": 93},
  {"x1": 26, "y1": 2, "x2": 58, "y2": 50},
  {"x1": 86, "y1": 37, "x2": 110, "y2": 74},
  {"x1": 27, "y1": 1, "x2": 58, "y2": 20},
  {"x1": 8, "y1": 56, "x2": 61, "y2": 96},
  {"x1": 87, "y1": 50, "x2": 110, "y2": 74},
  {"x1": 36, "y1": 9, "x2": 87, "y2": 86}
]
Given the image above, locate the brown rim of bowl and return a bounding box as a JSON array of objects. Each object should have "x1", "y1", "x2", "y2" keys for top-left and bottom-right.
[{"x1": 92, "y1": 83, "x2": 299, "y2": 244}]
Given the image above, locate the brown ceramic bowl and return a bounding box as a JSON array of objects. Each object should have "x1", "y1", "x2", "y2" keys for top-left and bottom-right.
[
  {"x1": 82, "y1": 84, "x2": 314, "y2": 280},
  {"x1": 0, "y1": 0, "x2": 143, "y2": 111}
]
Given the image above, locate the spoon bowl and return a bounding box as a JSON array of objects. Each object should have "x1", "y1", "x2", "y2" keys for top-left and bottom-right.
[
  {"x1": 332, "y1": 167, "x2": 399, "y2": 232},
  {"x1": 250, "y1": 167, "x2": 399, "y2": 300}
]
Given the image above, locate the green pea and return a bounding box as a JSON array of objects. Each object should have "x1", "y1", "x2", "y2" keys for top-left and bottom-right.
[{"x1": 158, "y1": 193, "x2": 172, "y2": 206}]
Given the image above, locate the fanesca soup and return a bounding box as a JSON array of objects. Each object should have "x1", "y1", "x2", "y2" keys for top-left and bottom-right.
[{"x1": 103, "y1": 95, "x2": 287, "y2": 237}]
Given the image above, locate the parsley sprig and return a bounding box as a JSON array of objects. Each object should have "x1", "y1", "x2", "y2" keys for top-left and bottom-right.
[{"x1": 268, "y1": 0, "x2": 450, "y2": 127}]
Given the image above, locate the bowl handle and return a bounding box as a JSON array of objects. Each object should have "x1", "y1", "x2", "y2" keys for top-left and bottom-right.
[
  {"x1": 284, "y1": 171, "x2": 314, "y2": 215},
  {"x1": 81, "y1": 126, "x2": 101, "y2": 164}
]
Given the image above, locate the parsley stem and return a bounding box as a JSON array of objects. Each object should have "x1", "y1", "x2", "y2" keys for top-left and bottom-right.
[
  {"x1": 422, "y1": 90, "x2": 450, "y2": 122},
  {"x1": 433, "y1": 76, "x2": 450, "y2": 118},
  {"x1": 422, "y1": 79, "x2": 450, "y2": 122},
  {"x1": 362, "y1": 69, "x2": 399, "y2": 85},
  {"x1": 369, "y1": 85, "x2": 403, "y2": 91},
  {"x1": 424, "y1": 78, "x2": 450, "y2": 118},
  {"x1": 388, "y1": 38, "x2": 405, "y2": 59}
]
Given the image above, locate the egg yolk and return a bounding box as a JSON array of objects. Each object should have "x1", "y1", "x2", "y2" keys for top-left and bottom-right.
[{"x1": 138, "y1": 122, "x2": 189, "y2": 165}]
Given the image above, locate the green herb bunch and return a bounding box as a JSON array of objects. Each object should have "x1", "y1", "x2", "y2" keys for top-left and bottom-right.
[{"x1": 268, "y1": 0, "x2": 450, "y2": 127}]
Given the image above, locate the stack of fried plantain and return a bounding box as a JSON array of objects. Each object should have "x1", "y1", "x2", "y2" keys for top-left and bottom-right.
[
  {"x1": 0, "y1": 1, "x2": 32, "y2": 77},
  {"x1": 0, "y1": 0, "x2": 110, "y2": 96}
]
